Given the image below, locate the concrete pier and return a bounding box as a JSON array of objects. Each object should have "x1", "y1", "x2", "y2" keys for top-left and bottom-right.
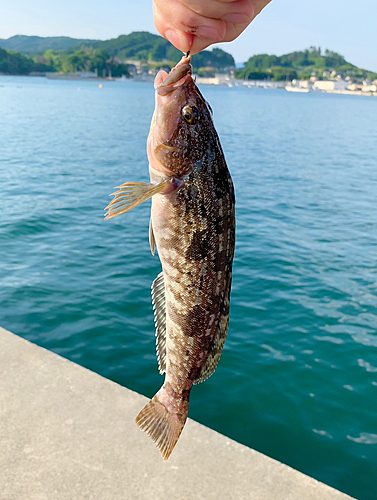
[{"x1": 0, "y1": 326, "x2": 354, "y2": 500}]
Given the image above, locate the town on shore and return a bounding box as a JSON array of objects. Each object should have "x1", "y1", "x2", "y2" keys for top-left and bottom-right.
[
  {"x1": 1, "y1": 32, "x2": 376, "y2": 97},
  {"x1": 43, "y1": 61, "x2": 377, "y2": 97},
  {"x1": 194, "y1": 72, "x2": 377, "y2": 96},
  {"x1": 124, "y1": 59, "x2": 377, "y2": 96}
]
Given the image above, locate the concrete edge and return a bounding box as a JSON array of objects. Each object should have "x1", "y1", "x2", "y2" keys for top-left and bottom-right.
[{"x1": 0, "y1": 326, "x2": 355, "y2": 500}]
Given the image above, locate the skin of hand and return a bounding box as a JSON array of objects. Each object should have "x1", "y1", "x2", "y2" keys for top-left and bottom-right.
[{"x1": 153, "y1": 0, "x2": 272, "y2": 55}]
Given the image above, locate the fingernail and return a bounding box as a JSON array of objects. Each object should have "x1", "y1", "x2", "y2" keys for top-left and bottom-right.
[
  {"x1": 222, "y1": 12, "x2": 251, "y2": 23},
  {"x1": 196, "y1": 26, "x2": 222, "y2": 41}
]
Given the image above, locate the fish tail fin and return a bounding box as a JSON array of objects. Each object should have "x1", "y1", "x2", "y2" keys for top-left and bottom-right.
[{"x1": 135, "y1": 391, "x2": 188, "y2": 461}]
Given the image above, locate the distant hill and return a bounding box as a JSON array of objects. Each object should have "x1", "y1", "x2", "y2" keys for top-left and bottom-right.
[
  {"x1": 67, "y1": 31, "x2": 235, "y2": 69},
  {"x1": 1, "y1": 35, "x2": 375, "y2": 81},
  {"x1": 76, "y1": 31, "x2": 177, "y2": 60},
  {"x1": 0, "y1": 32, "x2": 235, "y2": 71},
  {"x1": 0, "y1": 46, "x2": 53, "y2": 74},
  {"x1": 0, "y1": 35, "x2": 100, "y2": 55},
  {"x1": 235, "y1": 47, "x2": 376, "y2": 81}
]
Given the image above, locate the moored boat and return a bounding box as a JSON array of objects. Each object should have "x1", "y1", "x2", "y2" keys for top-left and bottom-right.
[{"x1": 285, "y1": 85, "x2": 310, "y2": 93}]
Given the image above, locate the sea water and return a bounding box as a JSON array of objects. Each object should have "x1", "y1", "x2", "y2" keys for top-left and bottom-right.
[{"x1": 1, "y1": 76, "x2": 376, "y2": 499}]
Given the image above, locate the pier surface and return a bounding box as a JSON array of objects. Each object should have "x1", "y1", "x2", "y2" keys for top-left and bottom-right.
[{"x1": 0, "y1": 326, "x2": 354, "y2": 500}]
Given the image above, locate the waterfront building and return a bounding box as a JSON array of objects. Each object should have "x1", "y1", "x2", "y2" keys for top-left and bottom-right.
[{"x1": 313, "y1": 79, "x2": 348, "y2": 91}]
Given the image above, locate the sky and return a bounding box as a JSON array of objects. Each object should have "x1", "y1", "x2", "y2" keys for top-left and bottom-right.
[{"x1": 1, "y1": 0, "x2": 376, "y2": 71}]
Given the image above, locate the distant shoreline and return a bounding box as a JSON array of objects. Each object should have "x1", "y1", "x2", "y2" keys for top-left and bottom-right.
[{"x1": 1, "y1": 73, "x2": 376, "y2": 97}]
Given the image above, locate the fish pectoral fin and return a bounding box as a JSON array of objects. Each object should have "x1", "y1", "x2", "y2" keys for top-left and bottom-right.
[
  {"x1": 104, "y1": 180, "x2": 169, "y2": 220},
  {"x1": 151, "y1": 272, "x2": 166, "y2": 375}
]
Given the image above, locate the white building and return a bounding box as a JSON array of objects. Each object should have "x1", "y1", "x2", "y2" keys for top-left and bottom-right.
[
  {"x1": 194, "y1": 76, "x2": 221, "y2": 85},
  {"x1": 348, "y1": 83, "x2": 362, "y2": 91},
  {"x1": 313, "y1": 79, "x2": 348, "y2": 91},
  {"x1": 361, "y1": 84, "x2": 377, "y2": 92}
]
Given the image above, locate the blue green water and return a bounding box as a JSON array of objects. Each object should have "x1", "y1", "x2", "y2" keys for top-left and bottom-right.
[{"x1": 1, "y1": 76, "x2": 376, "y2": 499}]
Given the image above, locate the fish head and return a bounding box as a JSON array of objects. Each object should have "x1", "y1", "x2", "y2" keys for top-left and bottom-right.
[{"x1": 148, "y1": 55, "x2": 213, "y2": 177}]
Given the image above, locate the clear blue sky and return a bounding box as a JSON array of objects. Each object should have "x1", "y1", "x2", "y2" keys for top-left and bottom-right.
[{"x1": 1, "y1": 0, "x2": 376, "y2": 71}]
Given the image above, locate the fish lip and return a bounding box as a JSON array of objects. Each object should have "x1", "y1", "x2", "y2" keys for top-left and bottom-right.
[
  {"x1": 156, "y1": 73, "x2": 192, "y2": 96},
  {"x1": 155, "y1": 137, "x2": 178, "y2": 152},
  {"x1": 149, "y1": 113, "x2": 178, "y2": 152},
  {"x1": 147, "y1": 133, "x2": 177, "y2": 177},
  {"x1": 155, "y1": 56, "x2": 193, "y2": 95}
]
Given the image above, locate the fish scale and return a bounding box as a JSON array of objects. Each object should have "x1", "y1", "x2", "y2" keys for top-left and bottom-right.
[{"x1": 105, "y1": 54, "x2": 235, "y2": 460}]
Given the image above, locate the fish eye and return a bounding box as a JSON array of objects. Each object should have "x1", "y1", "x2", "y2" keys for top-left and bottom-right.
[{"x1": 182, "y1": 105, "x2": 199, "y2": 124}]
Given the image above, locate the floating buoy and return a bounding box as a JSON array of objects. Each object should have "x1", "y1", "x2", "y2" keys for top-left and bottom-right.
[{"x1": 99, "y1": 84, "x2": 103, "y2": 89}]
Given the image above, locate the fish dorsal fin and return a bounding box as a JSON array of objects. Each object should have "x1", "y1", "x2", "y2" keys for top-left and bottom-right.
[
  {"x1": 149, "y1": 218, "x2": 156, "y2": 256},
  {"x1": 193, "y1": 314, "x2": 229, "y2": 385},
  {"x1": 151, "y1": 272, "x2": 166, "y2": 374}
]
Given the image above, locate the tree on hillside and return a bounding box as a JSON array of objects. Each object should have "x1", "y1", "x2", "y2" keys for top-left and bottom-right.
[{"x1": 0, "y1": 47, "x2": 33, "y2": 74}]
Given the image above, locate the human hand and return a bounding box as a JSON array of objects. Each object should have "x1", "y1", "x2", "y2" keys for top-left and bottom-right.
[{"x1": 153, "y1": 0, "x2": 272, "y2": 55}]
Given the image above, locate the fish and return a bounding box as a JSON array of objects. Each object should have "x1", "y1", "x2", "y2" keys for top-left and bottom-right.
[{"x1": 105, "y1": 54, "x2": 235, "y2": 461}]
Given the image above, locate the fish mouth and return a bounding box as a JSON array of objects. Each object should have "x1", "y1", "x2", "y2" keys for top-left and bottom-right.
[{"x1": 155, "y1": 55, "x2": 192, "y2": 96}]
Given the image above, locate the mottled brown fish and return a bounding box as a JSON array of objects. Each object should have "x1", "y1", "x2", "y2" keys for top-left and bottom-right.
[{"x1": 105, "y1": 54, "x2": 235, "y2": 460}]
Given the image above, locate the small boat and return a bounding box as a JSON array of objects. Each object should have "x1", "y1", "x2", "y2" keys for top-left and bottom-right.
[{"x1": 285, "y1": 85, "x2": 310, "y2": 93}]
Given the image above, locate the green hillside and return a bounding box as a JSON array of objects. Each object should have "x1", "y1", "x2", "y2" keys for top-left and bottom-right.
[
  {"x1": 0, "y1": 32, "x2": 235, "y2": 72},
  {"x1": 236, "y1": 47, "x2": 376, "y2": 81},
  {"x1": 0, "y1": 47, "x2": 53, "y2": 74},
  {"x1": 0, "y1": 46, "x2": 129, "y2": 77},
  {"x1": 40, "y1": 48, "x2": 130, "y2": 77},
  {"x1": 67, "y1": 31, "x2": 235, "y2": 69},
  {"x1": 0, "y1": 35, "x2": 100, "y2": 55},
  {"x1": 1, "y1": 34, "x2": 375, "y2": 80},
  {"x1": 76, "y1": 31, "x2": 178, "y2": 61}
]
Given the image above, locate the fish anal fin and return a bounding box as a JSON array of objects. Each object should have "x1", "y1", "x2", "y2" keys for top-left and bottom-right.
[
  {"x1": 135, "y1": 390, "x2": 187, "y2": 461},
  {"x1": 193, "y1": 314, "x2": 229, "y2": 385},
  {"x1": 151, "y1": 272, "x2": 166, "y2": 375},
  {"x1": 104, "y1": 180, "x2": 169, "y2": 220}
]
